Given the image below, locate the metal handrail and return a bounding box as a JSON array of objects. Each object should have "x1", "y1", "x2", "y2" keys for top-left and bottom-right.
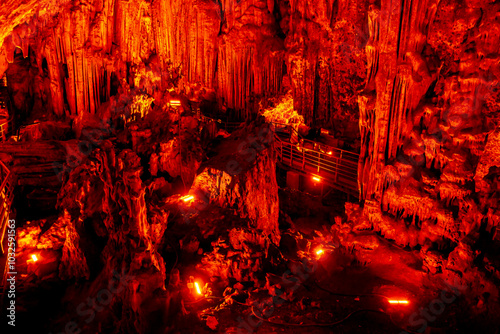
[
  {"x1": 198, "y1": 115, "x2": 360, "y2": 196},
  {"x1": 0, "y1": 160, "x2": 14, "y2": 255},
  {"x1": 284, "y1": 148, "x2": 357, "y2": 170},
  {"x1": 280, "y1": 147, "x2": 356, "y2": 174},
  {"x1": 279, "y1": 144, "x2": 358, "y2": 180},
  {"x1": 274, "y1": 130, "x2": 359, "y2": 196},
  {"x1": 16, "y1": 121, "x2": 41, "y2": 139},
  {"x1": 0, "y1": 161, "x2": 9, "y2": 191},
  {"x1": 198, "y1": 114, "x2": 242, "y2": 132},
  {"x1": 0, "y1": 120, "x2": 9, "y2": 141},
  {"x1": 270, "y1": 121, "x2": 359, "y2": 159}
]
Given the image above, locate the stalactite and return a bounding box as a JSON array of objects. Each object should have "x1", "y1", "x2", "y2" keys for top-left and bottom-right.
[
  {"x1": 284, "y1": 0, "x2": 367, "y2": 128},
  {"x1": 0, "y1": 0, "x2": 286, "y2": 119},
  {"x1": 360, "y1": 0, "x2": 439, "y2": 201},
  {"x1": 216, "y1": 35, "x2": 284, "y2": 119}
]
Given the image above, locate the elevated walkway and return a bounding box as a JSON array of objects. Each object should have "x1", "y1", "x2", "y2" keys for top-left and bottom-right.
[
  {"x1": 197, "y1": 113, "x2": 360, "y2": 197},
  {"x1": 271, "y1": 122, "x2": 359, "y2": 198}
]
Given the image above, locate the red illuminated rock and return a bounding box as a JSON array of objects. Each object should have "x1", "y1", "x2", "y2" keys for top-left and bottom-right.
[
  {"x1": 1, "y1": 0, "x2": 500, "y2": 331},
  {"x1": 356, "y1": 1, "x2": 500, "y2": 294},
  {"x1": 283, "y1": 0, "x2": 367, "y2": 129},
  {"x1": 56, "y1": 143, "x2": 167, "y2": 332},
  {"x1": 190, "y1": 119, "x2": 280, "y2": 244}
]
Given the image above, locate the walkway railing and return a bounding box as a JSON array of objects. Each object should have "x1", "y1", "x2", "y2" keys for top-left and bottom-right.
[
  {"x1": 0, "y1": 160, "x2": 14, "y2": 255},
  {"x1": 271, "y1": 122, "x2": 359, "y2": 197},
  {"x1": 0, "y1": 119, "x2": 10, "y2": 141},
  {"x1": 15, "y1": 121, "x2": 41, "y2": 141},
  {"x1": 198, "y1": 114, "x2": 360, "y2": 197},
  {"x1": 198, "y1": 113, "x2": 242, "y2": 133}
]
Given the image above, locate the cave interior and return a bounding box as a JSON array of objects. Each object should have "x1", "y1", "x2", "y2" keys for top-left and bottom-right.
[{"x1": 0, "y1": 0, "x2": 500, "y2": 333}]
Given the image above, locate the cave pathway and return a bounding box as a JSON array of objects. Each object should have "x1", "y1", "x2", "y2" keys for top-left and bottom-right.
[{"x1": 201, "y1": 114, "x2": 360, "y2": 197}]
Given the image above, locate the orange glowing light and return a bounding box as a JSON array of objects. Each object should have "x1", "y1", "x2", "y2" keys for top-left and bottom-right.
[
  {"x1": 194, "y1": 282, "x2": 202, "y2": 295},
  {"x1": 316, "y1": 249, "x2": 324, "y2": 256},
  {"x1": 327, "y1": 151, "x2": 332, "y2": 155},
  {"x1": 181, "y1": 195, "x2": 194, "y2": 202},
  {"x1": 313, "y1": 176, "x2": 321, "y2": 182},
  {"x1": 170, "y1": 100, "x2": 182, "y2": 106},
  {"x1": 388, "y1": 300, "x2": 409, "y2": 305},
  {"x1": 31, "y1": 254, "x2": 38, "y2": 262}
]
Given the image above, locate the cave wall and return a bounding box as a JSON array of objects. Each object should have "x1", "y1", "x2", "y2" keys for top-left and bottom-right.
[
  {"x1": 282, "y1": 0, "x2": 368, "y2": 129},
  {"x1": 0, "y1": 0, "x2": 285, "y2": 121},
  {"x1": 357, "y1": 0, "x2": 500, "y2": 244},
  {"x1": 1, "y1": 0, "x2": 499, "y2": 244},
  {"x1": 0, "y1": 0, "x2": 369, "y2": 128},
  {"x1": 349, "y1": 0, "x2": 500, "y2": 303}
]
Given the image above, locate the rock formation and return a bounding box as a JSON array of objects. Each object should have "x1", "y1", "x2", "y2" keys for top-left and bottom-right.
[{"x1": 1, "y1": 0, "x2": 500, "y2": 332}]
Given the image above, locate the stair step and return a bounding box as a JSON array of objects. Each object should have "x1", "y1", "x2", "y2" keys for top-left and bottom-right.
[
  {"x1": 17, "y1": 175, "x2": 61, "y2": 186},
  {"x1": 13, "y1": 163, "x2": 61, "y2": 172}
]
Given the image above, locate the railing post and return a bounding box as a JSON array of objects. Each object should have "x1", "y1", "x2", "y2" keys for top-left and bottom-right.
[
  {"x1": 338, "y1": 151, "x2": 343, "y2": 183},
  {"x1": 335, "y1": 157, "x2": 339, "y2": 182},
  {"x1": 317, "y1": 150, "x2": 320, "y2": 173},
  {"x1": 302, "y1": 147, "x2": 305, "y2": 170},
  {"x1": 277, "y1": 140, "x2": 281, "y2": 160}
]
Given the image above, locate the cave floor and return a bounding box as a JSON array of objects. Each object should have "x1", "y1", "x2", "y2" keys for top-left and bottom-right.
[
  {"x1": 182, "y1": 213, "x2": 465, "y2": 334},
  {"x1": 3, "y1": 189, "x2": 477, "y2": 334}
]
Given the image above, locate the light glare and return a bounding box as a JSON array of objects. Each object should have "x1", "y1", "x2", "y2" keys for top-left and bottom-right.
[
  {"x1": 194, "y1": 282, "x2": 202, "y2": 295},
  {"x1": 388, "y1": 299, "x2": 409, "y2": 305},
  {"x1": 182, "y1": 195, "x2": 194, "y2": 202}
]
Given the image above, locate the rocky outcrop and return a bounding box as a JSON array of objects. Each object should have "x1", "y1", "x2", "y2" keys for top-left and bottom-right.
[
  {"x1": 56, "y1": 142, "x2": 167, "y2": 332},
  {"x1": 190, "y1": 119, "x2": 280, "y2": 244},
  {"x1": 155, "y1": 115, "x2": 204, "y2": 187}
]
